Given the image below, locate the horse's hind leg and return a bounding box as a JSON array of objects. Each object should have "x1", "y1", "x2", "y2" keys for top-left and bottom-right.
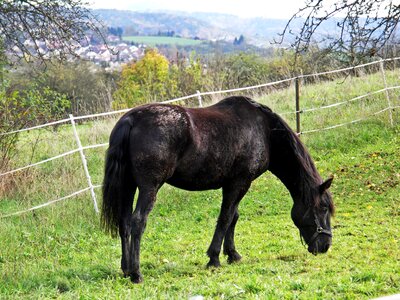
[
  {"x1": 129, "y1": 185, "x2": 158, "y2": 283},
  {"x1": 223, "y1": 208, "x2": 242, "y2": 263},
  {"x1": 206, "y1": 181, "x2": 250, "y2": 268},
  {"x1": 119, "y1": 184, "x2": 136, "y2": 277}
]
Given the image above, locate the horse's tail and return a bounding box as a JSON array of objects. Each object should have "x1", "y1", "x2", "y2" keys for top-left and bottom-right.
[{"x1": 101, "y1": 116, "x2": 134, "y2": 237}]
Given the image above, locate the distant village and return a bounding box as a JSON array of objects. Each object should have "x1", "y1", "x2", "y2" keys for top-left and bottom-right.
[
  {"x1": 75, "y1": 35, "x2": 147, "y2": 72},
  {"x1": 11, "y1": 34, "x2": 147, "y2": 72}
]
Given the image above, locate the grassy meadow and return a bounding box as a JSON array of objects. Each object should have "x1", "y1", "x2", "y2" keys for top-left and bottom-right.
[{"x1": 0, "y1": 69, "x2": 400, "y2": 299}]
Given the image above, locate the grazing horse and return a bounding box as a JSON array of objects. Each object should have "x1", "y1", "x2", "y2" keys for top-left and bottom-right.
[{"x1": 101, "y1": 96, "x2": 334, "y2": 283}]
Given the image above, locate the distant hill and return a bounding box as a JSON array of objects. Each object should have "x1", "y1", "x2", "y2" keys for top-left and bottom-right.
[
  {"x1": 93, "y1": 9, "x2": 299, "y2": 47},
  {"x1": 93, "y1": 9, "x2": 231, "y2": 41},
  {"x1": 175, "y1": 12, "x2": 295, "y2": 46},
  {"x1": 93, "y1": 9, "x2": 340, "y2": 48}
]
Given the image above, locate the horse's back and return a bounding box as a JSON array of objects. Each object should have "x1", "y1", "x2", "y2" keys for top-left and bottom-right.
[
  {"x1": 169, "y1": 97, "x2": 272, "y2": 189},
  {"x1": 120, "y1": 97, "x2": 272, "y2": 190}
]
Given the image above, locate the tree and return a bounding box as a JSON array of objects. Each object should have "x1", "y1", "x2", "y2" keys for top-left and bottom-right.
[
  {"x1": 168, "y1": 52, "x2": 204, "y2": 100},
  {"x1": 215, "y1": 53, "x2": 269, "y2": 89},
  {"x1": 0, "y1": 0, "x2": 105, "y2": 62},
  {"x1": 233, "y1": 35, "x2": 245, "y2": 46},
  {"x1": 30, "y1": 61, "x2": 115, "y2": 113},
  {"x1": 279, "y1": 0, "x2": 400, "y2": 63},
  {"x1": 112, "y1": 49, "x2": 170, "y2": 109}
]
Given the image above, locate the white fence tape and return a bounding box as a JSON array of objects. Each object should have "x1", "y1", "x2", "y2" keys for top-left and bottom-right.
[
  {"x1": 301, "y1": 85, "x2": 400, "y2": 113},
  {"x1": 0, "y1": 143, "x2": 108, "y2": 178},
  {"x1": 0, "y1": 187, "x2": 92, "y2": 218},
  {"x1": 0, "y1": 118, "x2": 71, "y2": 137},
  {"x1": 1, "y1": 57, "x2": 400, "y2": 218},
  {"x1": 0, "y1": 185, "x2": 103, "y2": 219},
  {"x1": 199, "y1": 78, "x2": 294, "y2": 96},
  {"x1": 0, "y1": 148, "x2": 81, "y2": 177},
  {"x1": 301, "y1": 105, "x2": 400, "y2": 134},
  {"x1": 301, "y1": 57, "x2": 400, "y2": 79}
]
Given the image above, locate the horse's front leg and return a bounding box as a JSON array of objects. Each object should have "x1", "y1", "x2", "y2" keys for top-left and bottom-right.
[
  {"x1": 129, "y1": 186, "x2": 157, "y2": 283},
  {"x1": 223, "y1": 208, "x2": 242, "y2": 263},
  {"x1": 206, "y1": 181, "x2": 250, "y2": 268}
]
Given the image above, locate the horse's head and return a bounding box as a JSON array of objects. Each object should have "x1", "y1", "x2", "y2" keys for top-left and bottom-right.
[{"x1": 291, "y1": 177, "x2": 334, "y2": 255}]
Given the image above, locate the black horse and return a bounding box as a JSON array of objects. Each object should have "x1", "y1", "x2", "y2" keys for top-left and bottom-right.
[{"x1": 102, "y1": 96, "x2": 334, "y2": 283}]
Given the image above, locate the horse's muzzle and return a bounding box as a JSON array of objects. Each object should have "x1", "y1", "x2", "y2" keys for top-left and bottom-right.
[{"x1": 308, "y1": 236, "x2": 332, "y2": 255}]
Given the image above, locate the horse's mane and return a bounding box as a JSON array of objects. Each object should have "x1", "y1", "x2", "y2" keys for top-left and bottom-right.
[{"x1": 248, "y1": 99, "x2": 329, "y2": 209}]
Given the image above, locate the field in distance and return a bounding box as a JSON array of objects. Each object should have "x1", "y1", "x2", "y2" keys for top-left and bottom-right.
[{"x1": 122, "y1": 36, "x2": 204, "y2": 46}]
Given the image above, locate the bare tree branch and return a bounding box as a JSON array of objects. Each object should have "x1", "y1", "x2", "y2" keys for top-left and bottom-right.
[
  {"x1": 0, "y1": 0, "x2": 107, "y2": 63},
  {"x1": 278, "y1": 0, "x2": 400, "y2": 63}
]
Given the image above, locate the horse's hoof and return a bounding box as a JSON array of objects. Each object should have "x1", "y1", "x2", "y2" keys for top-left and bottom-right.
[
  {"x1": 122, "y1": 271, "x2": 131, "y2": 278},
  {"x1": 130, "y1": 273, "x2": 143, "y2": 284},
  {"x1": 227, "y1": 252, "x2": 242, "y2": 264},
  {"x1": 206, "y1": 260, "x2": 221, "y2": 268}
]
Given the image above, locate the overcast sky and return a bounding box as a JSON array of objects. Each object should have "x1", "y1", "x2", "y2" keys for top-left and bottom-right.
[{"x1": 88, "y1": 0, "x2": 305, "y2": 19}]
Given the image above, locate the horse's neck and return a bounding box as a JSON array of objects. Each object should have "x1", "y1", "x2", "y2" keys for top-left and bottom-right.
[
  {"x1": 267, "y1": 131, "x2": 320, "y2": 201},
  {"x1": 268, "y1": 150, "x2": 302, "y2": 199}
]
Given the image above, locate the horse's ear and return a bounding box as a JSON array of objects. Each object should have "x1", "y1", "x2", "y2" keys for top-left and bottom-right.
[{"x1": 319, "y1": 177, "x2": 333, "y2": 193}]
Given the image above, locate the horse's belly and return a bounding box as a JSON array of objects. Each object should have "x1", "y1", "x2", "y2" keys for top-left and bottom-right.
[{"x1": 166, "y1": 171, "x2": 224, "y2": 191}]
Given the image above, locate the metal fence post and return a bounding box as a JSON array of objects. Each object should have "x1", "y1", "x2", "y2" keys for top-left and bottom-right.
[
  {"x1": 69, "y1": 114, "x2": 99, "y2": 213},
  {"x1": 379, "y1": 59, "x2": 394, "y2": 127},
  {"x1": 196, "y1": 90, "x2": 203, "y2": 107},
  {"x1": 295, "y1": 77, "x2": 301, "y2": 135}
]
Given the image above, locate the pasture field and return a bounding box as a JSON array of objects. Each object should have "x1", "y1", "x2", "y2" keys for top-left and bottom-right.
[
  {"x1": 122, "y1": 36, "x2": 203, "y2": 47},
  {"x1": 0, "y1": 71, "x2": 400, "y2": 299}
]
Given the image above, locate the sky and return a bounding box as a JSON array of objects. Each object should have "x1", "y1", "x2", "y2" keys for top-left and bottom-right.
[{"x1": 88, "y1": 0, "x2": 305, "y2": 19}]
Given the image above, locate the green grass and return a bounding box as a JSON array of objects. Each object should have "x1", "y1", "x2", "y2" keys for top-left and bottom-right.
[
  {"x1": 1, "y1": 70, "x2": 400, "y2": 299},
  {"x1": 122, "y1": 36, "x2": 203, "y2": 47}
]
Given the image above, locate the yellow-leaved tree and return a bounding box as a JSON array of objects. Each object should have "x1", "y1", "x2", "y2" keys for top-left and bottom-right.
[{"x1": 112, "y1": 49, "x2": 169, "y2": 109}]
